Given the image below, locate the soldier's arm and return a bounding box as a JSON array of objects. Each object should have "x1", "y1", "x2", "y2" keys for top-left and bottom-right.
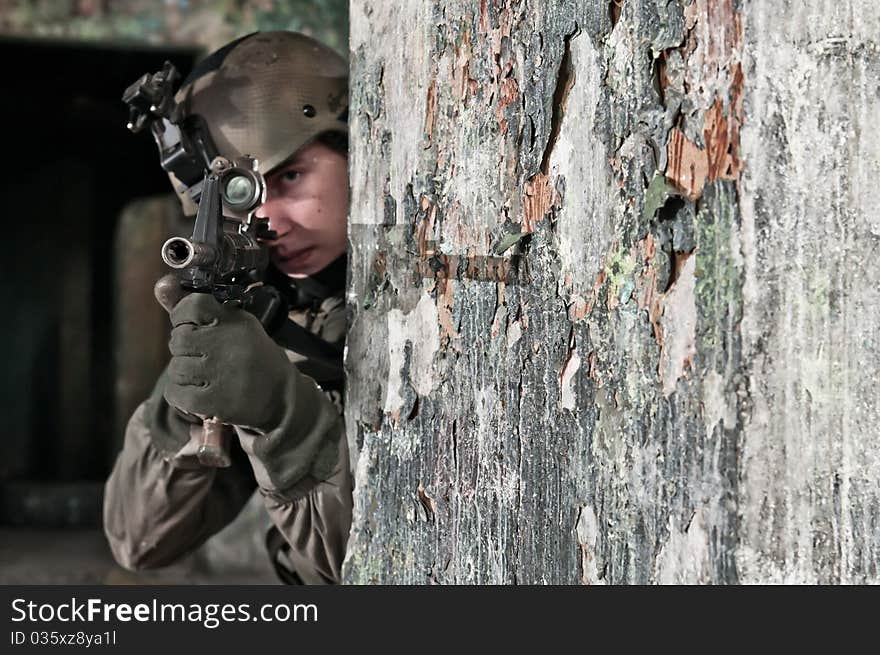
[
  {"x1": 235, "y1": 374, "x2": 352, "y2": 585},
  {"x1": 103, "y1": 370, "x2": 256, "y2": 570}
]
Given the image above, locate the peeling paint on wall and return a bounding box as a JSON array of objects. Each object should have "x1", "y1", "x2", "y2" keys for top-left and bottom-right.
[
  {"x1": 655, "y1": 508, "x2": 712, "y2": 584},
  {"x1": 559, "y1": 344, "x2": 581, "y2": 411},
  {"x1": 346, "y1": 0, "x2": 880, "y2": 585},
  {"x1": 658, "y1": 254, "x2": 696, "y2": 396},
  {"x1": 549, "y1": 26, "x2": 617, "y2": 300},
  {"x1": 383, "y1": 292, "x2": 441, "y2": 421},
  {"x1": 575, "y1": 504, "x2": 606, "y2": 584}
]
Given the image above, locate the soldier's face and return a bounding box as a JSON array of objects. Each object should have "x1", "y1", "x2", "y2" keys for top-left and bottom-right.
[{"x1": 256, "y1": 140, "x2": 348, "y2": 278}]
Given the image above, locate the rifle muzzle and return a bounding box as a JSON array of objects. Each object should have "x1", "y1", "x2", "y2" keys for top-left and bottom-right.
[{"x1": 161, "y1": 237, "x2": 216, "y2": 269}]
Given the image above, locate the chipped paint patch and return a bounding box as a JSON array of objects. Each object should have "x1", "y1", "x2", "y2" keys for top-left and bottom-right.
[
  {"x1": 658, "y1": 254, "x2": 696, "y2": 396},
  {"x1": 636, "y1": 233, "x2": 665, "y2": 344},
  {"x1": 490, "y1": 303, "x2": 507, "y2": 340},
  {"x1": 451, "y1": 29, "x2": 472, "y2": 103},
  {"x1": 704, "y1": 95, "x2": 743, "y2": 181},
  {"x1": 549, "y1": 28, "x2": 615, "y2": 297},
  {"x1": 559, "y1": 347, "x2": 581, "y2": 411},
  {"x1": 587, "y1": 351, "x2": 601, "y2": 384},
  {"x1": 424, "y1": 79, "x2": 437, "y2": 140},
  {"x1": 666, "y1": 99, "x2": 742, "y2": 201},
  {"x1": 663, "y1": 0, "x2": 744, "y2": 202},
  {"x1": 568, "y1": 295, "x2": 589, "y2": 321},
  {"x1": 666, "y1": 127, "x2": 708, "y2": 201},
  {"x1": 383, "y1": 292, "x2": 441, "y2": 418},
  {"x1": 655, "y1": 508, "x2": 712, "y2": 584},
  {"x1": 576, "y1": 504, "x2": 606, "y2": 585},
  {"x1": 496, "y1": 77, "x2": 520, "y2": 119},
  {"x1": 521, "y1": 172, "x2": 559, "y2": 232},
  {"x1": 437, "y1": 278, "x2": 460, "y2": 348},
  {"x1": 506, "y1": 319, "x2": 522, "y2": 348}
]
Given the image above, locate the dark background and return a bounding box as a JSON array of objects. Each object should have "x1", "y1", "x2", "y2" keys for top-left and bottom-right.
[
  {"x1": 0, "y1": 36, "x2": 197, "y2": 527},
  {"x1": 0, "y1": 0, "x2": 348, "y2": 584}
]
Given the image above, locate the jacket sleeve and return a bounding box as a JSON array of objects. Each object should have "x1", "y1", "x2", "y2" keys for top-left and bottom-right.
[
  {"x1": 103, "y1": 371, "x2": 256, "y2": 570},
  {"x1": 236, "y1": 368, "x2": 352, "y2": 585},
  {"x1": 105, "y1": 294, "x2": 352, "y2": 582}
]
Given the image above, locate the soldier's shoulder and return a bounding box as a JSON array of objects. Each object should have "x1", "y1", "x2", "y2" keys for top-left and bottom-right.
[{"x1": 312, "y1": 293, "x2": 346, "y2": 345}]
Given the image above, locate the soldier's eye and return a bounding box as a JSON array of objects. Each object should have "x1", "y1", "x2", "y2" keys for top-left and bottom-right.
[{"x1": 282, "y1": 170, "x2": 300, "y2": 182}]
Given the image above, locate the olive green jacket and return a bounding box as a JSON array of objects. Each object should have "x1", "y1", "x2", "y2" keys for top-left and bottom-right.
[{"x1": 103, "y1": 294, "x2": 351, "y2": 584}]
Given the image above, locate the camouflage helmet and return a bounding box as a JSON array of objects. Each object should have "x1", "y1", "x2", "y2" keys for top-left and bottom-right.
[{"x1": 171, "y1": 31, "x2": 348, "y2": 214}]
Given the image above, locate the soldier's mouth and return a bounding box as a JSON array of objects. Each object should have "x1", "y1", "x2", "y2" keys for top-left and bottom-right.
[{"x1": 275, "y1": 246, "x2": 315, "y2": 264}]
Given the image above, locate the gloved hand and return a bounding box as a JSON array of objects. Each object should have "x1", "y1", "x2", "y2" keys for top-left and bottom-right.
[
  {"x1": 165, "y1": 292, "x2": 294, "y2": 433},
  {"x1": 154, "y1": 273, "x2": 190, "y2": 315},
  {"x1": 141, "y1": 274, "x2": 198, "y2": 458}
]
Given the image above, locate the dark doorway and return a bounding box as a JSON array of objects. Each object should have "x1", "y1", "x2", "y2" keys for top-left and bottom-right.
[{"x1": 0, "y1": 36, "x2": 197, "y2": 527}]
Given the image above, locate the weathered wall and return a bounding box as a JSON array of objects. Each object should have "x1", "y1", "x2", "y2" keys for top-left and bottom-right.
[
  {"x1": 344, "y1": 0, "x2": 880, "y2": 584},
  {"x1": 737, "y1": 0, "x2": 880, "y2": 583},
  {"x1": 0, "y1": 0, "x2": 348, "y2": 53}
]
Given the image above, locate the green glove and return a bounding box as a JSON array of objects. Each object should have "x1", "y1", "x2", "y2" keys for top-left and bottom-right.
[
  {"x1": 143, "y1": 368, "x2": 199, "y2": 457},
  {"x1": 165, "y1": 292, "x2": 293, "y2": 432},
  {"x1": 142, "y1": 274, "x2": 198, "y2": 458}
]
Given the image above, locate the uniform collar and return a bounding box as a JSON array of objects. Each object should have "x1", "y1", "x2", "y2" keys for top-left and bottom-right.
[{"x1": 268, "y1": 254, "x2": 347, "y2": 310}]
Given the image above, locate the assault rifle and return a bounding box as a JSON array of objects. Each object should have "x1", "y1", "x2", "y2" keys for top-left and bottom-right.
[{"x1": 122, "y1": 61, "x2": 342, "y2": 467}]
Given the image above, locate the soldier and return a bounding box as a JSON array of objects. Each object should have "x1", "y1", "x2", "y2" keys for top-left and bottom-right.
[{"x1": 104, "y1": 31, "x2": 352, "y2": 584}]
